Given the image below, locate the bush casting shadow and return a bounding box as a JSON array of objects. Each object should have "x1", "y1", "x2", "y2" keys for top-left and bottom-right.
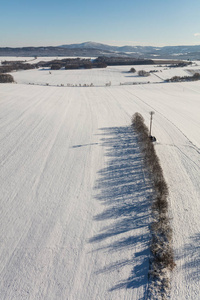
[
  {"x1": 89, "y1": 126, "x2": 153, "y2": 297},
  {"x1": 132, "y1": 113, "x2": 175, "y2": 299}
]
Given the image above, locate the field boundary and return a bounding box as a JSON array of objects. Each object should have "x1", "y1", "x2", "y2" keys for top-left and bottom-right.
[{"x1": 132, "y1": 113, "x2": 175, "y2": 299}]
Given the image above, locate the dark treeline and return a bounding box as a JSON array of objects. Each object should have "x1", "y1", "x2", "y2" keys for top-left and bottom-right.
[
  {"x1": 166, "y1": 72, "x2": 200, "y2": 82},
  {"x1": 95, "y1": 56, "x2": 154, "y2": 66}
]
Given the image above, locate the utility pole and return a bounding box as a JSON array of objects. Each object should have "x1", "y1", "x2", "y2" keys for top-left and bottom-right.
[{"x1": 149, "y1": 111, "x2": 155, "y2": 136}]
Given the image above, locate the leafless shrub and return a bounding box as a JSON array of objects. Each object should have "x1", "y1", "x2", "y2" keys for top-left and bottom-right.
[
  {"x1": 154, "y1": 178, "x2": 168, "y2": 197},
  {"x1": 105, "y1": 81, "x2": 111, "y2": 86},
  {"x1": 138, "y1": 70, "x2": 150, "y2": 77},
  {"x1": 51, "y1": 64, "x2": 62, "y2": 70},
  {"x1": 0, "y1": 73, "x2": 14, "y2": 83},
  {"x1": 153, "y1": 197, "x2": 168, "y2": 214},
  {"x1": 130, "y1": 67, "x2": 136, "y2": 73},
  {"x1": 132, "y1": 112, "x2": 144, "y2": 125}
]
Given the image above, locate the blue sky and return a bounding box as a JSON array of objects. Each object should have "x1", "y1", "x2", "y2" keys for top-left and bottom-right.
[{"x1": 1, "y1": 0, "x2": 200, "y2": 47}]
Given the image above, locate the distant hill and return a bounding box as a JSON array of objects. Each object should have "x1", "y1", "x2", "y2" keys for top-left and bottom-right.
[
  {"x1": 60, "y1": 41, "x2": 160, "y2": 53},
  {"x1": 60, "y1": 42, "x2": 200, "y2": 59},
  {"x1": 0, "y1": 46, "x2": 116, "y2": 58},
  {"x1": 60, "y1": 41, "x2": 117, "y2": 52},
  {"x1": 0, "y1": 42, "x2": 200, "y2": 59}
]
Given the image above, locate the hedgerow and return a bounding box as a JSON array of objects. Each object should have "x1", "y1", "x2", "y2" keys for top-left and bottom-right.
[{"x1": 132, "y1": 112, "x2": 175, "y2": 299}]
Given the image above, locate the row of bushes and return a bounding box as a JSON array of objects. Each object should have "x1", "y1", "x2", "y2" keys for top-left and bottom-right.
[
  {"x1": 166, "y1": 72, "x2": 200, "y2": 82},
  {"x1": 132, "y1": 113, "x2": 175, "y2": 299},
  {"x1": 0, "y1": 63, "x2": 35, "y2": 73},
  {"x1": 129, "y1": 68, "x2": 150, "y2": 77},
  {"x1": 1, "y1": 60, "x2": 25, "y2": 65},
  {"x1": 95, "y1": 56, "x2": 154, "y2": 65},
  {"x1": 168, "y1": 62, "x2": 192, "y2": 68},
  {"x1": 50, "y1": 61, "x2": 107, "y2": 70},
  {"x1": 0, "y1": 58, "x2": 108, "y2": 72}
]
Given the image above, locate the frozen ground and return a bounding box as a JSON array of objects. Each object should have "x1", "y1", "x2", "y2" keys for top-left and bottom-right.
[
  {"x1": 2, "y1": 56, "x2": 200, "y2": 87},
  {"x1": 0, "y1": 63, "x2": 200, "y2": 299},
  {"x1": 12, "y1": 65, "x2": 162, "y2": 86},
  {"x1": 10, "y1": 61, "x2": 200, "y2": 87}
]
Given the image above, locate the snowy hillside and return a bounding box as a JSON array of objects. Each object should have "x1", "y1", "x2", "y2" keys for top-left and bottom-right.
[{"x1": 0, "y1": 62, "x2": 200, "y2": 299}]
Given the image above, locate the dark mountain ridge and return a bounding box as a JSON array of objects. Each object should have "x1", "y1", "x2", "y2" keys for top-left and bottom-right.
[{"x1": 0, "y1": 42, "x2": 200, "y2": 59}]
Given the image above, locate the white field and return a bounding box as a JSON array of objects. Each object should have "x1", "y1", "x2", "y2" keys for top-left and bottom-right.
[
  {"x1": 12, "y1": 65, "x2": 162, "y2": 86},
  {"x1": 10, "y1": 61, "x2": 200, "y2": 87},
  {"x1": 0, "y1": 61, "x2": 200, "y2": 299}
]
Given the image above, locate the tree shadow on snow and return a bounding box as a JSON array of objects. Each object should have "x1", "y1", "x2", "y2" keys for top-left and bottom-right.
[
  {"x1": 179, "y1": 233, "x2": 200, "y2": 283},
  {"x1": 89, "y1": 126, "x2": 153, "y2": 298}
]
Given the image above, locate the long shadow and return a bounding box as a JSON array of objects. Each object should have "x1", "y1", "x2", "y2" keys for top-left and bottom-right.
[
  {"x1": 89, "y1": 126, "x2": 153, "y2": 298},
  {"x1": 179, "y1": 233, "x2": 200, "y2": 283}
]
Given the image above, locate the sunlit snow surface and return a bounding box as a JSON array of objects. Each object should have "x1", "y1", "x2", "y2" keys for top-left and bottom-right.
[{"x1": 0, "y1": 60, "x2": 200, "y2": 299}]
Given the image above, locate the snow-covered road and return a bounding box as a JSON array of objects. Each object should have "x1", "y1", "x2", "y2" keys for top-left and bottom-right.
[{"x1": 0, "y1": 79, "x2": 200, "y2": 299}]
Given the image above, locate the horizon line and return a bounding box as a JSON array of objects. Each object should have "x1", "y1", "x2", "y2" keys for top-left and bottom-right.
[{"x1": 1, "y1": 41, "x2": 200, "y2": 48}]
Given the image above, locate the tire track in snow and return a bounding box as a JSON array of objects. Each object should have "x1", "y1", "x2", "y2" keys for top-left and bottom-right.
[
  {"x1": 0, "y1": 90, "x2": 74, "y2": 278},
  {"x1": 123, "y1": 87, "x2": 200, "y2": 155}
]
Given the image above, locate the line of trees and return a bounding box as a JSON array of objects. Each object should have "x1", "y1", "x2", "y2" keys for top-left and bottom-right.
[
  {"x1": 132, "y1": 113, "x2": 175, "y2": 299},
  {"x1": 0, "y1": 63, "x2": 34, "y2": 73},
  {"x1": 166, "y1": 72, "x2": 200, "y2": 82},
  {"x1": 0, "y1": 58, "x2": 107, "y2": 72}
]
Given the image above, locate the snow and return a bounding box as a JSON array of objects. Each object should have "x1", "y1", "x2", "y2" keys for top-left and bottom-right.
[
  {"x1": 12, "y1": 65, "x2": 162, "y2": 86},
  {"x1": 10, "y1": 63, "x2": 200, "y2": 87},
  {"x1": 0, "y1": 63, "x2": 200, "y2": 299}
]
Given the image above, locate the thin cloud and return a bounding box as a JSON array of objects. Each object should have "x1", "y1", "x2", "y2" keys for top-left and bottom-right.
[{"x1": 194, "y1": 33, "x2": 200, "y2": 36}]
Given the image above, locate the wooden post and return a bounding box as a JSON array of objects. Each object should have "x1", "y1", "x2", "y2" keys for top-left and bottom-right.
[{"x1": 149, "y1": 111, "x2": 155, "y2": 136}]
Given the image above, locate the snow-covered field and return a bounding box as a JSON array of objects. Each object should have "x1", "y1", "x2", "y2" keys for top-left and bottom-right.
[
  {"x1": 10, "y1": 62, "x2": 199, "y2": 87},
  {"x1": 12, "y1": 65, "x2": 162, "y2": 86},
  {"x1": 2, "y1": 56, "x2": 200, "y2": 87},
  {"x1": 0, "y1": 62, "x2": 200, "y2": 299}
]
